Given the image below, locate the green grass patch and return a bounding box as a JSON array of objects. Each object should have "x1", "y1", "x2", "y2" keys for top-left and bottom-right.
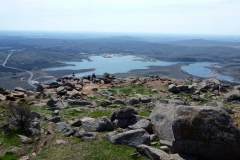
[
  {"x1": 108, "y1": 104, "x2": 125, "y2": 108},
  {"x1": 108, "y1": 88, "x2": 117, "y2": 95},
  {"x1": 88, "y1": 110, "x2": 112, "y2": 118},
  {"x1": 0, "y1": 127, "x2": 31, "y2": 147},
  {"x1": 32, "y1": 134, "x2": 147, "y2": 160},
  {"x1": 0, "y1": 152, "x2": 23, "y2": 160},
  {"x1": 151, "y1": 141, "x2": 160, "y2": 149},
  {"x1": 30, "y1": 105, "x2": 50, "y2": 113},
  {"x1": 0, "y1": 127, "x2": 33, "y2": 159},
  {"x1": 95, "y1": 100, "x2": 101, "y2": 106},
  {"x1": 136, "y1": 88, "x2": 158, "y2": 95},
  {"x1": 119, "y1": 88, "x2": 133, "y2": 96},
  {"x1": 87, "y1": 96, "x2": 97, "y2": 101},
  {"x1": 61, "y1": 109, "x2": 89, "y2": 121},
  {"x1": 138, "y1": 110, "x2": 152, "y2": 117}
]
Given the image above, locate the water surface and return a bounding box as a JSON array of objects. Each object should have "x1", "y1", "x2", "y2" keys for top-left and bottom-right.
[
  {"x1": 181, "y1": 62, "x2": 234, "y2": 81},
  {"x1": 48, "y1": 55, "x2": 234, "y2": 81}
]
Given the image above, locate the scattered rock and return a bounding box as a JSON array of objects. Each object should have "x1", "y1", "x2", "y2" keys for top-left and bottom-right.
[{"x1": 55, "y1": 122, "x2": 74, "y2": 136}]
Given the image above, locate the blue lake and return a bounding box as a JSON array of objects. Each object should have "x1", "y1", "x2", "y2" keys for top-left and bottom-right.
[
  {"x1": 48, "y1": 55, "x2": 234, "y2": 81},
  {"x1": 181, "y1": 62, "x2": 234, "y2": 81},
  {"x1": 48, "y1": 55, "x2": 178, "y2": 77}
]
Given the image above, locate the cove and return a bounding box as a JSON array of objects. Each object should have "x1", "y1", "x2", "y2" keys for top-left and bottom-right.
[{"x1": 181, "y1": 62, "x2": 234, "y2": 81}]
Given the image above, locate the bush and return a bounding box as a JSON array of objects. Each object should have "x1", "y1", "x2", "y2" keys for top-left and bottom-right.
[{"x1": 6, "y1": 103, "x2": 33, "y2": 131}]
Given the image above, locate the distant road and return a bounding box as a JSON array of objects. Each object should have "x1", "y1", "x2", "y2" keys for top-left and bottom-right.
[{"x1": 2, "y1": 52, "x2": 37, "y2": 89}]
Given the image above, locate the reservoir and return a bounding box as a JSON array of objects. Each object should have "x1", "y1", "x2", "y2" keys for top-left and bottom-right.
[
  {"x1": 181, "y1": 62, "x2": 234, "y2": 81},
  {"x1": 48, "y1": 55, "x2": 234, "y2": 81},
  {"x1": 48, "y1": 55, "x2": 178, "y2": 77}
]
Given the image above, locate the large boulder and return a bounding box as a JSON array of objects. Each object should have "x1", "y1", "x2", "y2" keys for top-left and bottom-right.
[
  {"x1": 110, "y1": 107, "x2": 137, "y2": 122},
  {"x1": 150, "y1": 103, "x2": 240, "y2": 160},
  {"x1": 225, "y1": 90, "x2": 240, "y2": 102},
  {"x1": 80, "y1": 117, "x2": 114, "y2": 132},
  {"x1": 168, "y1": 84, "x2": 180, "y2": 94},
  {"x1": 105, "y1": 128, "x2": 150, "y2": 147},
  {"x1": 150, "y1": 103, "x2": 177, "y2": 141},
  {"x1": 198, "y1": 78, "x2": 220, "y2": 91}
]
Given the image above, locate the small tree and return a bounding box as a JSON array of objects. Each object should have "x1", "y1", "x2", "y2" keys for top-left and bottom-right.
[{"x1": 6, "y1": 103, "x2": 33, "y2": 131}]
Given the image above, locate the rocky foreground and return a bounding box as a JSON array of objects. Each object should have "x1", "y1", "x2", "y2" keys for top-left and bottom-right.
[{"x1": 0, "y1": 73, "x2": 240, "y2": 160}]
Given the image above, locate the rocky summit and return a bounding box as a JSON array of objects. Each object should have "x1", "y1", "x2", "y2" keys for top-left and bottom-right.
[{"x1": 0, "y1": 73, "x2": 240, "y2": 160}]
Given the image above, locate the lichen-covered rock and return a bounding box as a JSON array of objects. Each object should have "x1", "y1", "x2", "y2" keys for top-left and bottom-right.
[{"x1": 150, "y1": 103, "x2": 240, "y2": 160}]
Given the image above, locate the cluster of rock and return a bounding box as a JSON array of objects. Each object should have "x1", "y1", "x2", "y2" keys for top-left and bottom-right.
[
  {"x1": 0, "y1": 87, "x2": 34, "y2": 101},
  {"x1": 1, "y1": 73, "x2": 240, "y2": 160}
]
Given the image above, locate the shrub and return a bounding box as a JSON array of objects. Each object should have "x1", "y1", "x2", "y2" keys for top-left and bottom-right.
[{"x1": 6, "y1": 103, "x2": 33, "y2": 131}]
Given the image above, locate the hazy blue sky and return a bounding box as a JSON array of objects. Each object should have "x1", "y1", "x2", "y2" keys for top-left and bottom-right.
[{"x1": 1, "y1": 0, "x2": 240, "y2": 35}]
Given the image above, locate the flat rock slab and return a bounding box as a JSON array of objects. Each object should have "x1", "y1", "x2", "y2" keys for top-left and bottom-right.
[{"x1": 105, "y1": 128, "x2": 150, "y2": 147}]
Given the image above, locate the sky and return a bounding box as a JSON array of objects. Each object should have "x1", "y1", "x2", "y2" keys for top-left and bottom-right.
[{"x1": 0, "y1": 0, "x2": 240, "y2": 35}]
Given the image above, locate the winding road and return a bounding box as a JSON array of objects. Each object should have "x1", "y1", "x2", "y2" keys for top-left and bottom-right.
[{"x1": 2, "y1": 52, "x2": 37, "y2": 88}]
